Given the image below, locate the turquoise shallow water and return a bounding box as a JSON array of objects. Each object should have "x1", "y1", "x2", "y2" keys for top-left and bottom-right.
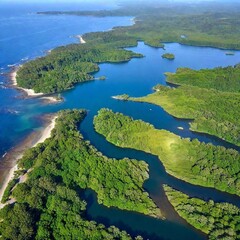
[
  {"x1": 0, "y1": 2, "x2": 132, "y2": 156},
  {"x1": 0, "y1": 3, "x2": 240, "y2": 239}
]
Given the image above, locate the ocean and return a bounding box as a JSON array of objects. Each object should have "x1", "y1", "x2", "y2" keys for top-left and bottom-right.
[{"x1": 0, "y1": 2, "x2": 240, "y2": 239}]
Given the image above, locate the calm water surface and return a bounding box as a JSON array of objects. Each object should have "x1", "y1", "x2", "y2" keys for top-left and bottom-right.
[
  {"x1": 0, "y1": 3, "x2": 240, "y2": 240},
  {"x1": 0, "y1": 2, "x2": 131, "y2": 155}
]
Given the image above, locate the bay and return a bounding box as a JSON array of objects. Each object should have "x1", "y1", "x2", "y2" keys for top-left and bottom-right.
[{"x1": 0, "y1": 2, "x2": 240, "y2": 239}]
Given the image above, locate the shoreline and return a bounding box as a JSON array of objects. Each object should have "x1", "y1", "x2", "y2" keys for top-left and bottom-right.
[
  {"x1": 76, "y1": 35, "x2": 86, "y2": 44},
  {"x1": 0, "y1": 165, "x2": 18, "y2": 208},
  {"x1": 112, "y1": 96, "x2": 240, "y2": 150},
  {"x1": 0, "y1": 115, "x2": 57, "y2": 208},
  {"x1": 9, "y1": 66, "x2": 59, "y2": 103},
  {"x1": 2, "y1": 29, "x2": 82, "y2": 200},
  {"x1": 34, "y1": 116, "x2": 57, "y2": 147}
]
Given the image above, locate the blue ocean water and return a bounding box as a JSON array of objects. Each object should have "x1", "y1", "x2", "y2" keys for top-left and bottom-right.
[
  {"x1": 0, "y1": 2, "x2": 132, "y2": 156},
  {"x1": 0, "y1": 2, "x2": 240, "y2": 239}
]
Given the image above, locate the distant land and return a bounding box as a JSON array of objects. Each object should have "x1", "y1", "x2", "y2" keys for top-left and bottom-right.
[{"x1": 0, "y1": 1, "x2": 240, "y2": 239}]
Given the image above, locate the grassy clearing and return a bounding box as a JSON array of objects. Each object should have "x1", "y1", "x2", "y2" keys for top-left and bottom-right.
[{"x1": 94, "y1": 108, "x2": 240, "y2": 196}]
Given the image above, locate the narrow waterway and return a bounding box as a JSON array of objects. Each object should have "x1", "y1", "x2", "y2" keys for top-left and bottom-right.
[
  {"x1": 1, "y1": 5, "x2": 240, "y2": 238},
  {"x1": 78, "y1": 110, "x2": 240, "y2": 240}
]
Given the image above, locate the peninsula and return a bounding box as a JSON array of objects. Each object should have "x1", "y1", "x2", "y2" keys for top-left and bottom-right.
[
  {"x1": 1, "y1": 1, "x2": 240, "y2": 239},
  {"x1": 130, "y1": 65, "x2": 240, "y2": 146},
  {"x1": 94, "y1": 109, "x2": 240, "y2": 196},
  {"x1": 0, "y1": 110, "x2": 160, "y2": 239}
]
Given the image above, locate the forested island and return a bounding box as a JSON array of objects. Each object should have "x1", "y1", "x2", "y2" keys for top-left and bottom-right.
[
  {"x1": 15, "y1": 2, "x2": 240, "y2": 94},
  {"x1": 94, "y1": 109, "x2": 240, "y2": 196},
  {"x1": 162, "y1": 53, "x2": 175, "y2": 60},
  {"x1": 130, "y1": 65, "x2": 240, "y2": 146},
  {"x1": 2, "y1": 1, "x2": 240, "y2": 239},
  {"x1": 0, "y1": 110, "x2": 160, "y2": 239}
]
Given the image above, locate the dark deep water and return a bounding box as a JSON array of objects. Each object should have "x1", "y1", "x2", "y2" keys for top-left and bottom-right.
[{"x1": 0, "y1": 2, "x2": 240, "y2": 240}]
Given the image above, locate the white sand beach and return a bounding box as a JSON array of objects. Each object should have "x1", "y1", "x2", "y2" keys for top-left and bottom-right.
[
  {"x1": 0, "y1": 116, "x2": 57, "y2": 208},
  {"x1": 34, "y1": 116, "x2": 57, "y2": 147},
  {"x1": 1, "y1": 56, "x2": 60, "y2": 208},
  {"x1": 0, "y1": 165, "x2": 18, "y2": 209},
  {"x1": 10, "y1": 67, "x2": 58, "y2": 102}
]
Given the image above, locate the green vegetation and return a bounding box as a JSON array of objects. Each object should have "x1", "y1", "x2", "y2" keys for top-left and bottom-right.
[
  {"x1": 165, "y1": 65, "x2": 240, "y2": 93},
  {"x1": 94, "y1": 109, "x2": 240, "y2": 196},
  {"x1": 82, "y1": 30, "x2": 138, "y2": 49},
  {"x1": 19, "y1": 2, "x2": 240, "y2": 95},
  {"x1": 17, "y1": 45, "x2": 142, "y2": 94},
  {"x1": 41, "y1": 2, "x2": 240, "y2": 50},
  {"x1": 8, "y1": 3, "x2": 240, "y2": 238},
  {"x1": 144, "y1": 39, "x2": 165, "y2": 48},
  {"x1": 1, "y1": 170, "x2": 25, "y2": 204},
  {"x1": 132, "y1": 70, "x2": 240, "y2": 146},
  {"x1": 164, "y1": 185, "x2": 240, "y2": 239},
  {"x1": 0, "y1": 200, "x2": 135, "y2": 240},
  {"x1": 0, "y1": 109, "x2": 162, "y2": 239},
  {"x1": 162, "y1": 53, "x2": 175, "y2": 60},
  {"x1": 82, "y1": 13, "x2": 240, "y2": 51},
  {"x1": 1, "y1": 178, "x2": 18, "y2": 204}
]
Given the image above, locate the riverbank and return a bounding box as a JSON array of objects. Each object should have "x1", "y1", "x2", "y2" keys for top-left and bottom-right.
[
  {"x1": 94, "y1": 109, "x2": 240, "y2": 197},
  {"x1": 164, "y1": 185, "x2": 240, "y2": 239},
  {"x1": 130, "y1": 80, "x2": 240, "y2": 147},
  {"x1": 9, "y1": 66, "x2": 59, "y2": 103},
  {"x1": 0, "y1": 115, "x2": 57, "y2": 208}
]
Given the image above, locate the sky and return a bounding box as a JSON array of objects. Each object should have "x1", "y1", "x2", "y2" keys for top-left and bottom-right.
[
  {"x1": 2, "y1": 0, "x2": 116, "y2": 2},
  {"x1": 0, "y1": 0, "x2": 235, "y2": 2},
  {"x1": 0, "y1": 0, "x2": 239, "y2": 5}
]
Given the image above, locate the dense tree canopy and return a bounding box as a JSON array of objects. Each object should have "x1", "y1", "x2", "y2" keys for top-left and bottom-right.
[
  {"x1": 164, "y1": 185, "x2": 240, "y2": 239},
  {"x1": 132, "y1": 68, "x2": 240, "y2": 146},
  {"x1": 17, "y1": 45, "x2": 142, "y2": 94},
  {"x1": 162, "y1": 53, "x2": 175, "y2": 60},
  {"x1": 41, "y1": 3, "x2": 240, "y2": 50},
  {"x1": 94, "y1": 108, "x2": 240, "y2": 196},
  {"x1": 0, "y1": 110, "x2": 160, "y2": 239},
  {"x1": 165, "y1": 65, "x2": 240, "y2": 93}
]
